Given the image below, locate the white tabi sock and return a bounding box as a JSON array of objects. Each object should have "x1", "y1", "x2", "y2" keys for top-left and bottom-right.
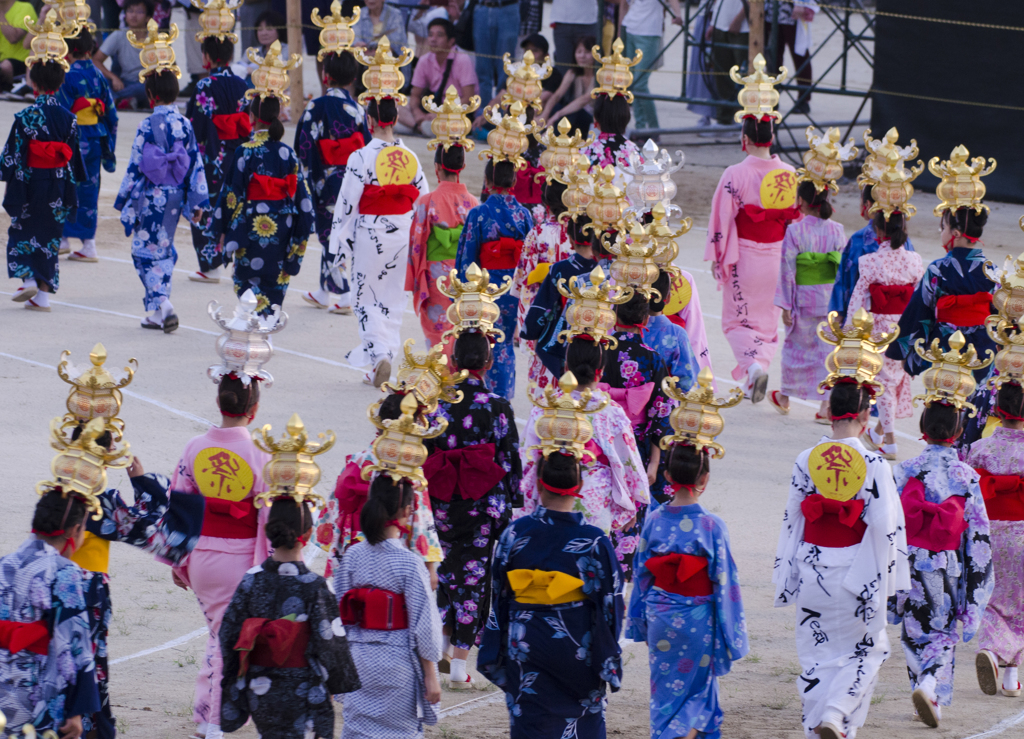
[
  {"x1": 33, "y1": 291, "x2": 50, "y2": 308},
  {"x1": 205, "y1": 723, "x2": 224, "y2": 739},
  {"x1": 159, "y1": 299, "x2": 174, "y2": 320},
  {"x1": 22, "y1": 278, "x2": 37, "y2": 289},
  {"x1": 450, "y1": 658, "x2": 468, "y2": 683},
  {"x1": 442, "y1": 635, "x2": 451, "y2": 658},
  {"x1": 1005, "y1": 666, "x2": 1019, "y2": 690},
  {"x1": 309, "y1": 287, "x2": 329, "y2": 305},
  {"x1": 80, "y1": 239, "x2": 97, "y2": 257},
  {"x1": 206, "y1": 265, "x2": 223, "y2": 279}
]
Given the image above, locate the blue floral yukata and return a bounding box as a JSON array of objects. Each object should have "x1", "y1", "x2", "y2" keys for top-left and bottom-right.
[
  {"x1": 645, "y1": 314, "x2": 697, "y2": 391},
  {"x1": 56, "y1": 59, "x2": 117, "y2": 242},
  {"x1": 294, "y1": 86, "x2": 369, "y2": 297},
  {"x1": 0, "y1": 538, "x2": 100, "y2": 736},
  {"x1": 828, "y1": 223, "x2": 915, "y2": 322},
  {"x1": 478, "y1": 506, "x2": 624, "y2": 739},
  {"x1": 628, "y1": 503, "x2": 749, "y2": 739},
  {"x1": 187, "y1": 67, "x2": 249, "y2": 273},
  {"x1": 425, "y1": 375, "x2": 523, "y2": 652},
  {"x1": 456, "y1": 193, "x2": 535, "y2": 399},
  {"x1": 890, "y1": 445, "x2": 994, "y2": 706},
  {"x1": 209, "y1": 130, "x2": 314, "y2": 315},
  {"x1": 114, "y1": 104, "x2": 209, "y2": 311},
  {"x1": 2, "y1": 94, "x2": 85, "y2": 292}
]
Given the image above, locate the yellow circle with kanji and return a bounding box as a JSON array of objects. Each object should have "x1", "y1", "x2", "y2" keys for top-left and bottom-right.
[
  {"x1": 759, "y1": 168, "x2": 798, "y2": 209},
  {"x1": 663, "y1": 273, "x2": 692, "y2": 317},
  {"x1": 375, "y1": 147, "x2": 416, "y2": 186},
  {"x1": 808, "y1": 442, "x2": 866, "y2": 502},
  {"x1": 194, "y1": 447, "x2": 254, "y2": 501}
]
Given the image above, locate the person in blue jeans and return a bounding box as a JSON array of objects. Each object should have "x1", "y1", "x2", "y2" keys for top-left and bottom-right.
[{"x1": 472, "y1": 0, "x2": 519, "y2": 108}]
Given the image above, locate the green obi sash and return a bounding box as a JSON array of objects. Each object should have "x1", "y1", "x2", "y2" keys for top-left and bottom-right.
[
  {"x1": 795, "y1": 251, "x2": 842, "y2": 285},
  {"x1": 427, "y1": 225, "x2": 463, "y2": 262}
]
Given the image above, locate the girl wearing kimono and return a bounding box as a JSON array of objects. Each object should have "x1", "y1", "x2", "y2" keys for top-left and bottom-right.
[
  {"x1": 295, "y1": 49, "x2": 370, "y2": 314},
  {"x1": 114, "y1": 65, "x2": 209, "y2": 333},
  {"x1": 479, "y1": 375, "x2": 624, "y2": 738},
  {"x1": 220, "y1": 498, "x2": 361, "y2": 738},
  {"x1": 3, "y1": 38, "x2": 86, "y2": 313},
  {"x1": 57, "y1": 27, "x2": 117, "y2": 261},
  {"x1": 891, "y1": 382, "x2": 994, "y2": 727},
  {"x1": 579, "y1": 90, "x2": 640, "y2": 189}
]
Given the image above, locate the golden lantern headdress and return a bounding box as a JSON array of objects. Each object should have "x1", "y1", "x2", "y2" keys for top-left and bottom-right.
[
  {"x1": 424, "y1": 85, "x2": 480, "y2": 152},
  {"x1": 990, "y1": 245, "x2": 1024, "y2": 326},
  {"x1": 246, "y1": 40, "x2": 302, "y2": 106},
  {"x1": 607, "y1": 219, "x2": 661, "y2": 299},
  {"x1": 380, "y1": 339, "x2": 468, "y2": 413},
  {"x1": 986, "y1": 315, "x2": 1024, "y2": 391},
  {"x1": 583, "y1": 164, "x2": 628, "y2": 236},
  {"x1": 56, "y1": 343, "x2": 137, "y2": 441},
  {"x1": 928, "y1": 145, "x2": 997, "y2": 217},
  {"x1": 912, "y1": 331, "x2": 993, "y2": 416},
  {"x1": 25, "y1": 10, "x2": 79, "y2": 71},
  {"x1": 208, "y1": 289, "x2": 287, "y2": 387},
  {"x1": 622, "y1": 139, "x2": 685, "y2": 220},
  {"x1": 311, "y1": 0, "x2": 359, "y2": 60},
  {"x1": 868, "y1": 149, "x2": 924, "y2": 222},
  {"x1": 647, "y1": 201, "x2": 691, "y2": 279},
  {"x1": 192, "y1": 0, "x2": 240, "y2": 42},
  {"x1": 55, "y1": 0, "x2": 95, "y2": 33},
  {"x1": 816, "y1": 308, "x2": 898, "y2": 398},
  {"x1": 591, "y1": 38, "x2": 642, "y2": 103},
  {"x1": 536, "y1": 117, "x2": 593, "y2": 185},
  {"x1": 730, "y1": 52, "x2": 786, "y2": 123},
  {"x1": 557, "y1": 266, "x2": 634, "y2": 348},
  {"x1": 528, "y1": 371, "x2": 607, "y2": 461},
  {"x1": 129, "y1": 19, "x2": 181, "y2": 82},
  {"x1": 858, "y1": 127, "x2": 919, "y2": 189},
  {"x1": 660, "y1": 367, "x2": 742, "y2": 458},
  {"x1": 356, "y1": 36, "x2": 414, "y2": 106},
  {"x1": 501, "y1": 50, "x2": 552, "y2": 114},
  {"x1": 796, "y1": 126, "x2": 858, "y2": 194},
  {"x1": 481, "y1": 101, "x2": 537, "y2": 170},
  {"x1": 438, "y1": 263, "x2": 513, "y2": 343},
  {"x1": 560, "y1": 158, "x2": 594, "y2": 224},
  {"x1": 253, "y1": 414, "x2": 335, "y2": 510},
  {"x1": 362, "y1": 393, "x2": 444, "y2": 490}
]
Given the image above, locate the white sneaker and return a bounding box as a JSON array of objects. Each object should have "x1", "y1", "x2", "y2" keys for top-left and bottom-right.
[{"x1": 744, "y1": 365, "x2": 768, "y2": 404}]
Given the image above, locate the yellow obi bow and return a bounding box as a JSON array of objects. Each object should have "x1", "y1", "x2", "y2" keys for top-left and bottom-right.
[
  {"x1": 526, "y1": 262, "x2": 551, "y2": 286},
  {"x1": 507, "y1": 569, "x2": 586, "y2": 604},
  {"x1": 73, "y1": 97, "x2": 105, "y2": 126}
]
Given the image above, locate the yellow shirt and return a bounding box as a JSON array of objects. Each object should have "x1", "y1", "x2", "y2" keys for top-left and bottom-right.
[{"x1": 0, "y1": 2, "x2": 36, "y2": 64}]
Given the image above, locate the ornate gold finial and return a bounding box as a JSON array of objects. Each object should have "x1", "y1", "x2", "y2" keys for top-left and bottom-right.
[
  {"x1": 356, "y1": 36, "x2": 414, "y2": 105},
  {"x1": 858, "y1": 127, "x2": 919, "y2": 189},
  {"x1": 647, "y1": 201, "x2": 691, "y2": 278},
  {"x1": 583, "y1": 164, "x2": 629, "y2": 235},
  {"x1": 25, "y1": 10, "x2": 79, "y2": 72},
  {"x1": 817, "y1": 308, "x2": 899, "y2": 397},
  {"x1": 245, "y1": 40, "x2": 302, "y2": 106},
  {"x1": 501, "y1": 49, "x2": 552, "y2": 113},
  {"x1": 192, "y1": 0, "x2": 239, "y2": 42},
  {"x1": 312, "y1": 1, "x2": 360, "y2": 60},
  {"x1": 868, "y1": 149, "x2": 925, "y2": 222},
  {"x1": 990, "y1": 251, "x2": 1024, "y2": 325},
  {"x1": 424, "y1": 85, "x2": 480, "y2": 152},
  {"x1": 559, "y1": 158, "x2": 594, "y2": 224},
  {"x1": 986, "y1": 316, "x2": 1024, "y2": 391},
  {"x1": 797, "y1": 126, "x2": 858, "y2": 194},
  {"x1": 912, "y1": 331, "x2": 994, "y2": 416},
  {"x1": 55, "y1": 0, "x2": 95, "y2": 33},
  {"x1": 591, "y1": 38, "x2": 642, "y2": 103},
  {"x1": 57, "y1": 343, "x2": 137, "y2": 440},
  {"x1": 128, "y1": 19, "x2": 181, "y2": 82},
  {"x1": 363, "y1": 393, "x2": 445, "y2": 490},
  {"x1": 660, "y1": 367, "x2": 742, "y2": 458},
  {"x1": 536, "y1": 117, "x2": 594, "y2": 185},
  {"x1": 528, "y1": 371, "x2": 608, "y2": 460},
  {"x1": 557, "y1": 266, "x2": 634, "y2": 348},
  {"x1": 928, "y1": 145, "x2": 997, "y2": 217},
  {"x1": 380, "y1": 339, "x2": 468, "y2": 412},
  {"x1": 481, "y1": 101, "x2": 537, "y2": 170},
  {"x1": 253, "y1": 414, "x2": 335, "y2": 509},
  {"x1": 730, "y1": 52, "x2": 786, "y2": 123},
  {"x1": 607, "y1": 219, "x2": 661, "y2": 298},
  {"x1": 438, "y1": 263, "x2": 513, "y2": 343},
  {"x1": 208, "y1": 289, "x2": 288, "y2": 387}
]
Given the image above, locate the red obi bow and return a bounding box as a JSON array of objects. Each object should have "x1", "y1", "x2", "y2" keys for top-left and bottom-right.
[
  {"x1": 334, "y1": 460, "x2": 371, "y2": 539},
  {"x1": 901, "y1": 477, "x2": 968, "y2": 551},
  {"x1": 868, "y1": 284, "x2": 914, "y2": 315},
  {"x1": 26, "y1": 140, "x2": 72, "y2": 169},
  {"x1": 359, "y1": 184, "x2": 421, "y2": 215},
  {"x1": 511, "y1": 162, "x2": 543, "y2": 205},
  {"x1": 734, "y1": 204, "x2": 801, "y2": 244},
  {"x1": 340, "y1": 588, "x2": 409, "y2": 630},
  {"x1": 644, "y1": 553, "x2": 714, "y2": 596},
  {"x1": 422, "y1": 443, "x2": 507, "y2": 502},
  {"x1": 247, "y1": 173, "x2": 298, "y2": 201},
  {"x1": 0, "y1": 620, "x2": 50, "y2": 656},
  {"x1": 318, "y1": 133, "x2": 365, "y2": 166},
  {"x1": 212, "y1": 112, "x2": 253, "y2": 141},
  {"x1": 479, "y1": 237, "x2": 524, "y2": 271},
  {"x1": 596, "y1": 382, "x2": 655, "y2": 427},
  {"x1": 201, "y1": 497, "x2": 258, "y2": 539},
  {"x1": 801, "y1": 494, "x2": 867, "y2": 547},
  {"x1": 935, "y1": 293, "x2": 992, "y2": 327},
  {"x1": 976, "y1": 468, "x2": 1024, "y2": 521},
  {"x1": 70, "y1": 96, "x2": 105, "y2": 118},
  {"x1": 234, "y1": 617, "x2": 310, "y2": 675}
]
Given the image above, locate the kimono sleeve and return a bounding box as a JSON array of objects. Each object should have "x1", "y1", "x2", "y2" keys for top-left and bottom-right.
[
  {"x1": 327, "y1": 152, "x2": 365, "y2": 265},
  {"x1": 284, "y1": 157, "x2": 314, "y2": 276},
  {"x1": 187, "y1": 83, "x2": 212, "y2": 159},
  {"x1": 293, "y1": 99, "x2": 322, "y2": 184},
  {"x1": 477, "y1": 524, "x2": 515, "y2": 688},
  {"x1": 511, "y1": 226, "x2": 539, "y2": 301},
  {"x1": 827, "y1": 231, "x2": 861, "y2": 319},
  {"x1": 588, "y1": 533, "x2": 624, "y2": 691},
  {"x1": 679, "y1": 270, "x2": 712, "y2": 372},
  {"x1": 411, "y1": 486, "x2": 443, "y2": 563},
  {"x1": 100, "y1": 77, "x2": 118, "y2": 160},
  {"x1": 218, "y1": 572, "x2": 254, "y2": 732},
  {"x1": 845, "y1": 258, "x2": 872, "y2": 319},
  {"x1": 67, "y1": 120, "x2": 87, "y2": 186},
  {"x1": 709, "y1": 519, "x2": 749, "y2": 674},
  {"x1": 494, "y1": 398, "x2": 523, "y2": 508},
  {"x1": 50, "y1": 562, "x2": 100, "y2": 721},
  {"x1": 208, "y1": 145, "x2": 247, "y2": 242},
  {"x1": 182, "y1": 121, "x2": 210, "y2": 216},
  {"x1": 773, "y1": 225, "x2": 798, "y2": 311},
  {"x1": 405, "y1": 195, "x2": 433, "y2": 303},
  {"x1": 604, "y1": 405, "x2": 647, "y2": 520},
  {"x1": 113, "y1": 119, "x2": 148, "y2": 218},
  {"x1": 404, "y1": 555, "x2": 442, "y2": 662},
  {"x1": 309, "y1": 578, "x2": 361, "y2": 694},
  {"x1": 773, "y1": 456, "x2": 810, "y2": 607},
  {"x1": 522, "y1": 268, "x2": 560, "y2": 342},
  {"x1": 704, "y1": 171, "x2": 741, "y2": 285},
  {"x1": 626, "y1": 514, "x2": 656, "y2": 642},
  {"x1": 518, "y1": 411, "x2": 542, "y2": 516},
  {"x1": 643, "y1": 357, "x2": 675, "y2": 454},
  {"x1": 958, "y1": 474, "x2": 993, "y2": 641},
  {"x1": 455, "y1": 207, "x2": 482, "y2": 277}
]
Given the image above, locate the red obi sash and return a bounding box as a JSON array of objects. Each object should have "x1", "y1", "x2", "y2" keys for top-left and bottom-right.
[
  {"x1": 801, "y1": 494, "x2": 867, "y2": 548},
  {"x1": 359, "y1": 184, "x2": 421, "y2": 215},
  {"x1": 0, "y1": 620, "x2": 50, "y2": 656},
  {"x1": 234, "y1": 617, "x2": 310, "y2": 675},
  {"x1": 340, "y1": 588, "x2": 408, "y2": 630},
  {"x1": 423, "y1": 443, "x2": 506, "y2": 502},
  {"x1": 201, "y1": 497, "x2": 259, "y2": 539},
  {"x1": 479, "y1": 237, "x2": 524, "y2": 271},
  {"x1": 247, "y1": 173, "x2": 298, "y2": 201},
  {"x1": 335, "y1": 460, "x2": 371, "y2": 540},
  {"x1": 869, "y1": 284, "x2": 914, "y2": 315},
  {"x1": 318, "y1": 133, "x2": 365, "y2": 166},
  {"x1": 901, "y1": 478, "x2": 968, "y2": 551},
  {"x1": 70, "y1": 96, "x2": 105, "y2": 125},
  {"x1": 27, "y1": 140, "x2": 72, "y2": 168},
  {"x1": 735, "y1": 204, "x2": 801, "y2": 243},
  {"x1": 936, "y1": 293, "x2": 992, "y2": 327},
  {"x1": 596, "y1": 381, "x2": 655, "y2": 427},
  {"x1": 976, "y1": 468, "x2": 1024, "y2": 521},
  {"x1": 645, "y1": 553, "x2": 714, "y2": 597},
  {"x1": 212, "y1": 112, "x2": 253, "y2": 141}
]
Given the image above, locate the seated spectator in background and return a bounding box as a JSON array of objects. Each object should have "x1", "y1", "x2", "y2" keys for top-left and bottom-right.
[
  {"x1": 551, "y1": 0, "x2": 598, "y2": 72},
  {"x1": 398, "y1": 18, "x2": 477, "y2": 135},
  {"x1": 0, "y1": 0, "x2": 35, "y2": 91},
  {"x1": 239, "y1": 10, "x2": 288, "y2": 79},
  {"x1": 93, "y1": 0, "x2": 152, "y2": 109},
  {"x1": 472, "y1": 33, "x2": 561, "y2": 132},
  {"x1": 408, "y1": 0, "x2": 448, "y2": 57},
  {"x1": 540, "y1": 36, "x2": 597, "y2": 136},
  {"x1": 352, "y1": 0, "x2": 407, "y2": 50}
]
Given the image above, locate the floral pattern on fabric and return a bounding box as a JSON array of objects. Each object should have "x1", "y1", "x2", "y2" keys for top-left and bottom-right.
[
  {"x1": 827, "y1": 222, "x2": 916, "y2": 321},
  {"x1": 580, "y1": 133, "x2": 640, "y2": 189}
]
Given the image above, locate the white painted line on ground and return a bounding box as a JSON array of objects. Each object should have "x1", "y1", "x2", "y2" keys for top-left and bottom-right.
[
  {"x1": 437, "y1": 691, "x2": 503, "y2": 719},
  {"x1": 109, "y1": 628, "x2": 208, "y2": 666},
  {"x1": 961, "y1": 707, "x2": 1024, "y2": 739}
]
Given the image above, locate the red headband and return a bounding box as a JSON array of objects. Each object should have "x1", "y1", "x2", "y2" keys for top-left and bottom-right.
[{"x1": 540, "y1": 481, "x2": 583, "y2": 498}]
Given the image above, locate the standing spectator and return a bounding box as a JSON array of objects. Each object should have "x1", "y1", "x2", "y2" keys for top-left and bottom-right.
[
  {"x1": 398, "y1": 18, "x2": 477, "y2": 134},
  {"x1": 472, "y1": 0, "x2": 519, "y2": 107},
  {"x1": 551, "y1": 0, "x2": 598, "y2": 72},
  {"x1": 0, "y1": 0, "x2": 35, "y2": 92},
  {"x1": 93, "y1": 0, "x2": 153, "y2": 109},
  {"x1": 518, "y1": 0, "x2": 540, "y2": 42},
  {"x1": 622, "y1": 0, "x2": 683, "y2": 133},
  {"x1": 686, "y1": 3, "x2": 719, "y2": 127},
  {"x1": 764, "y1": 0, "x2": 816, "y2": 114},
  {"x1": 353, "y1": 0, "x2": 407, "y2": 51},
  {"x1": 709, "y1": 0, "x2": 747, "y2": 125}
]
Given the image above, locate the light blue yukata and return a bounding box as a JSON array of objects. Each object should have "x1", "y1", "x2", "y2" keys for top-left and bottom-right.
[{"x1": 645, "y1": 314, "x2": 697, "y2": 389}]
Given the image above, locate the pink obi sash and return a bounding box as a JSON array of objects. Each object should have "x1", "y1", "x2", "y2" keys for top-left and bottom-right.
[
  {"x1": 596, "y1": 382, "x2": 654, "y2": 427},
  {"x1": 901, "y1": 477, "x2": 968, "y2": 551}
]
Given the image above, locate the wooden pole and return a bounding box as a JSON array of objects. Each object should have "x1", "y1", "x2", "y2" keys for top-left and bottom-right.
[
  {"x1": 286, "y1": 0, "x2": 304, "y2": 122},
  {"x1": 747, "y1": 0, "x2": 764, "y2": 66}
]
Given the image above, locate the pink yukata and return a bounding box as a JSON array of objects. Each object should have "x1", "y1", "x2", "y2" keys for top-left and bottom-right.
[
  {"x1": 847, "y1": 240, "x2": 925, "y2": 435},
  {"x1": 675, "y1": 269, "x2": 713, "y2": 374},
  {"x1": 513, "y1": 216, "x2": 571, "y2": 398},
  {"x1": 705, "y1": 155, "x2": 799, "y2": 380},
  {"x1": 169, "y1": 426, "x2": 272, "y2": 730},
  {"x1": 967, "y1": 426, "x2": 1024, "y2": 668},
  {"x1": 773, "y1": 215, "x2": 845, "y2": 400}
]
